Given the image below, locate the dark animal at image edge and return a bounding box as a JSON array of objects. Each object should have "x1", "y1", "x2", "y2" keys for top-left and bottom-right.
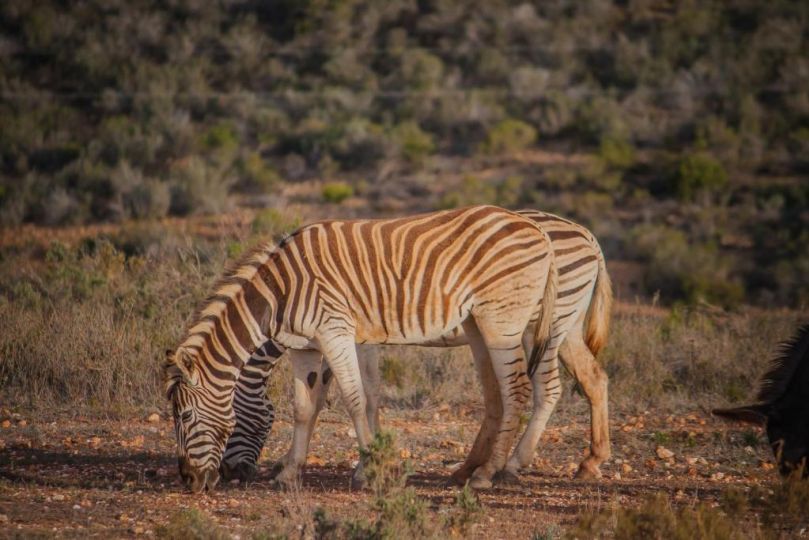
[{"x1": 713, "y1": 323, "x2": 809, "y2": 477}]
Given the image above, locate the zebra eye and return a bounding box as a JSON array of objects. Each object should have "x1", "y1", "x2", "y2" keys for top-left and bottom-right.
[{"x1": 181, "y1": 410, "x2": 193, "y2": 423}]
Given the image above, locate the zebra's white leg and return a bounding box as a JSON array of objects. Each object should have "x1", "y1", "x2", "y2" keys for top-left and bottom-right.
[
  {"x1": 504, "y1": 351, "x2": 562, "y2": 476},
  {"x1": 358, "y1": 345, "x2": 381, "y2": 433},
  {"x1": 273, "y1": 349, "x2": 324, "y2": 488},
  {"x1": 466, "y1": 319, "x2": 531, "y2": 490},
  {"x1": 450, "y1": 322, "x2": 502, "y2": 485},
  {"x1": 559, "y1": 328, "x2": 610, "y2": 479},
  {"x1": 316, "y1": 334, "x2": 373, "y2": 490}
]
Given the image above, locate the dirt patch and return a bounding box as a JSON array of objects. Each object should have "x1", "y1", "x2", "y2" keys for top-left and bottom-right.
[{"x1": 0, "y1": 403, "x2": 778, "y2": 538}]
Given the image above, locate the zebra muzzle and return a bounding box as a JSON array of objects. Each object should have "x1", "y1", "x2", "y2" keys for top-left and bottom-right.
[{"x1": 179, "y1": 458, "x2": 220, "y2": 493}]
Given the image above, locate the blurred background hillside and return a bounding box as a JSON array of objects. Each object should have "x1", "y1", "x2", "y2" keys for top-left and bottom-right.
[{"x1": 1, "y1": 0, "x2": 808, "y2": 307}]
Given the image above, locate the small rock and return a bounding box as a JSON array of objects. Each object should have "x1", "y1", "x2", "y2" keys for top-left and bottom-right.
[
  {"x1": 685, "y1": 456, "x2": 699, "y2": 465},
  {"x1": 17, "y1": 420, "x2": 27, "y2": 427},
  {"x1": 710, "y1": 472, "x2": 725, "y2": 481},
  {"x1": 147, "y1": 413, "x2": 160, "y2": 423},
  {"x1": 621, "y1": 463, "x2": 633, "y2": 474},
  {"x1": 744, "y1": 446, "x2": 755, "y2": 455},
  {"x1": 72, "y1": 505, "x2": 82, "y2": 511},
  {"x1": 52, "y1": 494, "x2": 65, "y2": 502},
  {"x1": 656, "y1": 446, "x2": 675, "y2": 460},
  {"x1": 347, "y1": 428, "x2": 357, "y2": 438}
]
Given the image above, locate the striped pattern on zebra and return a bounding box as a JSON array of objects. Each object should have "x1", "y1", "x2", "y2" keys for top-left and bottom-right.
[
  {"x1": 165, "y1": 205, "x2": 558, "y2": 492},
  {"x1": 221, "y1": 209, "x2": 612, "y2": 486}
]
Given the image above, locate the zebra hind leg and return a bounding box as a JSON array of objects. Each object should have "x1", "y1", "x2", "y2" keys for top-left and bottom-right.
[
  {"x1": 559, "y1": 331, "x2": 610, "y2": 479},
  {"x1": 466, "y1": 320, "x2": 531, "y2": 490}
]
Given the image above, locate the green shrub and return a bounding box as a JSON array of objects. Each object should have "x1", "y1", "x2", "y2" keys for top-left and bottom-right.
[
  {"x1": 251, "y1": 208, "x2": 301, "y2": 238},
  {"x1": 480, "y1": 119, "x2": 537, "y2": 155},
  {"x1": 391, "y1": 121, "x2": 435, "y2": 164},
  {"x1": 675, "y1": 152, "x2": 728, "y2": 202},
  {"x1": 322, "y1": 181, "x2": 354, "y2": 204},
  {"x1": 598, "y1": 136, "x2": 636, "y2": 170},
  {"x1": 168, "y1": 157, "x2": 234, "y2": 216},
  {"x1": 631, "y1": 224, "x2": 744, "y2": 307},
  {"x1": 238, "y1": 152, "x2": 280, "y2": 193},
  {"x1": 437, "y1": 174, "x2": 524, "y2": 209}
]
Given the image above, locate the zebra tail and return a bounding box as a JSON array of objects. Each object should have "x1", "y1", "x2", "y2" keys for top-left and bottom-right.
[
  {"x1": 584, "y1": 249, "x2": 613, "y2": 359},
  {"x1": 528, "y1": 254, "x2": 558, "y2": 378}
]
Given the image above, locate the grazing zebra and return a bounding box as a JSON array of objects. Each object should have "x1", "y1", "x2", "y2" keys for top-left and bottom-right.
[
  {"x1": 221, "y1": 210, "x2": 612, "y2": 486},
  {"x1": 165, "y1": 205, "x2": 558, "y2": 492}
]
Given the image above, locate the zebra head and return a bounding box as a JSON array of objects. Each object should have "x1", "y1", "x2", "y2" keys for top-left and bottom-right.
[{"x1": 165, "y1": 348, "x2": 235, "y2": 493}]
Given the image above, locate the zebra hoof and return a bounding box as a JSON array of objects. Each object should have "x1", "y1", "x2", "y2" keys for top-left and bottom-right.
[
  {"x1": 492, "y1": 469, "x2": 521, "y2": 485},
  {"x1": 270, "y1": 475, "x2": 301, "y2": 491},
  {"x1": 268, "y1": 460, "x2": 286, "y2": 479},
  {"x1": 467, "y1": 475, "x2": 493, "y2": 491},
  {"x1": 574, "y1": 462, "x2": 602, "y2": 480},
  {"x1": 219, "y1": 461, "x2": 257, "y2": 484},
  {"x1": 350, "y1": 468, "x2": 367, "y2": 491},
  {"x1": 449, "y1": 466, "x2": 474, "y2": 486}
]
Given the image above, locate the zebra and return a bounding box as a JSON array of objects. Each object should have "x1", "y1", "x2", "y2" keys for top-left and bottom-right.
[
  {"x1": 165, "y1": 205, "x2": 558, "y2": 492},
  {"x1": 220, "y1": 209, "x2": 612, "y2": 486}
]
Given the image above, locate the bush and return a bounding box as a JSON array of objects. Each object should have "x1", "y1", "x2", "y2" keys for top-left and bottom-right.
[
  {"x1": 567, "y1": 493, "x2": 738, "y2": 540},
  {"x1": 168, "y1": 157, "x2": 234, "y2": 216},
  {"x1": 438, "y1": 175, "x2": 525, "y2": 209},
  {"x1": 251, "y1": 208, "x2": 301, "y2": 238},
  {"x1": 322, "y1": 181, "x2": 354, "y2": 204},
  {"x1": 480, "y1": 119, "x2": 537, "y2": 155},
  {"x1": 598, "y1": 136, "x2": 636, "y2": 170},
  {"x1": 391, "y1": 121, "x2": 435, "y2": 165},
  {"x1": 631, "y1": 224, "x2": 744, "y2": 307},
  {"x1": 237, "y1": 152, "x2": 280, "y2": 193},
  {"x1": 675, "y1": 152, "x2": 728, "y2": 202}
]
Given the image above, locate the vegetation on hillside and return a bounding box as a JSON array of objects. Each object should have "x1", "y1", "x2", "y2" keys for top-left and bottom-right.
[{"x1": 1, "y1": 0, "x2": 807, "y2": 306}]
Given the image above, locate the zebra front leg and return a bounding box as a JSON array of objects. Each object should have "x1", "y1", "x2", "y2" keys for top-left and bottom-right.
[
  {"x1": 559, "y1": 332, "x2": 610, "y2": 479},
  {"x1": 273, "y1": 349, "x2": 324, "y2": 488},
  {"x1": 221, "y1": 350, "x2": 280, "y2": 483},
  {"x1": 317, "y1": 334, "x2": 374, "y2": 490},
  {"x1": 358, "y1": 345, "x2": 382, "y2": 433}
]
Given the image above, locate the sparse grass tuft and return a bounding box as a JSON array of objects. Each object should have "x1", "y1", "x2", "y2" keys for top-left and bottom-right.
[
  {"x1": 567, "y1": 493, "x2": 740, "y2": 540},
  {"x1": 155, "y1": 508, "x2": 228, "y2": 540}
]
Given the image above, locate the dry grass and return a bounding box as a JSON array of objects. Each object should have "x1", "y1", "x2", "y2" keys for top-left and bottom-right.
[
  {"x1": 566, "y1": 473, "x2": 809, "y2": 540},
  {"x1": 0, "y1": 227, "x2": 804, "y2": 419}
]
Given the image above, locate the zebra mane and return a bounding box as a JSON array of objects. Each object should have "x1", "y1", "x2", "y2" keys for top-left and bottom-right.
[
  {"x1": 165, "y1": 239, "x2": 284, "y2": 399},
  {"x1": 163, "y1": 357, "x2": 183, "y2": 399},
  {"x1": 197, "y1": 239, "x2": 278, "y2": 312},
  {"x1": 755, "y1": 323, "x2": 809, "y2": 405}
]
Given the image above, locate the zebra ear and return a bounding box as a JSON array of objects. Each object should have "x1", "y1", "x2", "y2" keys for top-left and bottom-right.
[{"x1": 173, "y1": 349, "x2": 198, "y2": 387}]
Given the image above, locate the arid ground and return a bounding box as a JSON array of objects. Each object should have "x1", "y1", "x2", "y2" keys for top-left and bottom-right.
[{"x1": 0, "y1": 394, "x2": 787, "y2": 538}]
